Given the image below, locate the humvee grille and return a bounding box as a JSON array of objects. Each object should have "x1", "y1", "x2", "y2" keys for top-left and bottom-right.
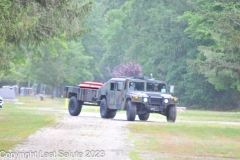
[{"x1": 149, "y1": 98, "x2": 162, "y2": 105}]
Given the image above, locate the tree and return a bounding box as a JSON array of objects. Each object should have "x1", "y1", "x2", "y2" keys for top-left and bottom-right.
[
  {"x1": 96, "y1": 0, "x2": 240, "y2": 109},
  {"x1": 181, "y1": 0, "x2": 240, "y2": 109},
  {"x1": 183, "y1": 1, "x2": 240, "y2": 90},
  {"x1": 0, "y1": 0, "x2": 93, "y2": 70},
  {"x1": 29, "y1": 39, "x2": 93, "y2": 96},
  {"x1": 107, "y1": 61, "x2": 142, "y2": 78},
  {"x1": 81, "y1": 1, "x2": 107, "y2": 81}
]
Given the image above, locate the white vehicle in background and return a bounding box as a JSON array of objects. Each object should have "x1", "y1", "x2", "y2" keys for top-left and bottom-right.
[{"x1": 0, "y1": 96, "x2": 3, "y2": 109}]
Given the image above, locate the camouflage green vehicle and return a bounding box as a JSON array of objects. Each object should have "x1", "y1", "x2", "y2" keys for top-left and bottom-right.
[{"x1": 64, "y1": 77, "x2": 178, "y2": 122}]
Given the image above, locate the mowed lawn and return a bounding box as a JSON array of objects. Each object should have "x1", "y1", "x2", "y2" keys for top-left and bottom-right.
[
  {"x1": 0, "y1": 96, "x2": 64, "y2": 151},
  {"x1": 128, "y1": 110, "x2": 240, "y2": 160}
]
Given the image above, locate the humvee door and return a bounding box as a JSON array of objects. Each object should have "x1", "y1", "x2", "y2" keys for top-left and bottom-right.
[{"x1": 107, "y1": 81, "x2": 125, "y2": 110}]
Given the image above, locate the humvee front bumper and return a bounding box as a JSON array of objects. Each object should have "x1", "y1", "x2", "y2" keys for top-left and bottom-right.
[{"x1": 143, "y1": 97, "x2": 178, "y2": 113}]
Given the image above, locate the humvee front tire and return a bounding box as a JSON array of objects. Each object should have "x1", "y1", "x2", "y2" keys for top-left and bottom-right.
[
  {"x1": 100, "y1": 98, "x2": 111, "y2": 118},
  {"x1": 68, "y1": 96, "x2": 82, "y2": 116},
  {"x1": 166, "y1": 105, "x2": 176, "y2": 122},
  {"x1": 126, "y1": 101, "x2": 136, "y2": 121},
  {"x1": 109, "y1": 110, "x2": 117, "y2": 119},
  {"x1": 138, "y1": 112, "x2": 150, "y2": 121}
]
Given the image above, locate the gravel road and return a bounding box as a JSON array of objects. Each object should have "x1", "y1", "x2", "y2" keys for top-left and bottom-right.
[{"x1": 11, "y1": 111, "x2": 133, "y2": 160}]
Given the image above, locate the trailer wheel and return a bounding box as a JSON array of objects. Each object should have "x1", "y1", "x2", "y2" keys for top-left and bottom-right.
[
  {"x1": 100, "y1": 98, "x2": 110, "y2": 118},
  {"x1": 126, "y1": 101, "x2": 136, "y2": 121},
  {"x1": 166, "y1": 105, "x2": 176, "y2": 122},
  {"x1": 68, "y1": 97, "x2": 82, "y2": 116},
  {"x1": 109, "y1": 110, "x2": 117, "y2": 119},
  {"x1": 138, "y1": 112, "x2": 150, "y2": 121}
]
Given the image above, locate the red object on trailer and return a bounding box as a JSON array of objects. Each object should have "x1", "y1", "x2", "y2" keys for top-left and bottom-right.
[{"x1": 79, "y1": 81, "x2": 104, "y2": 89}]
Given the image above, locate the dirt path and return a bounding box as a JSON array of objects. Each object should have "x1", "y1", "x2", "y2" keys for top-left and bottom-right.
[{"x1": 11, "y1": 111, "x2": 132, "y2": 160}]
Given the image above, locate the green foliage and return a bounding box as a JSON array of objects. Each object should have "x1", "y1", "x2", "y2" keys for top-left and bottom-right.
[
  {"x1": 95, "y1": 0, "x2": 240, "y2": 109},
  {"x1": 0, "y1": 63, "x2": 27, "y2": 83},
  {"x1": 0, "y1": 0, "x2": 93, "y2": 70},
  {"x1": 100, "y1": 0, "x2": 206, "y2": 105},
  {"x1": 184, "y1": 1, "x2": 240, "y2": 91},
  {"x1": 81, "y1": 1, "x2": 107, "y2": 81},
  {"x1": 29, "y1": 39, "x2": 93, "y2": 91},
  {"x1": 1, "y1": 0, "x2": 240, "y2": 110}
]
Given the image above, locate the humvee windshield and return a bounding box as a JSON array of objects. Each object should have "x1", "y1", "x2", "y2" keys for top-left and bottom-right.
[
  {"x1": 129, "y1": 81, "x2": 145, "y2": 91},
  {"x1": 146, "y1": 83, "x2": 167, "y2": 93}
]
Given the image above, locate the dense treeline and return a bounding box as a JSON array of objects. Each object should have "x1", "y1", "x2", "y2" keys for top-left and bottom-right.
[
  {"x1": 89, "y1": 0, "x2": 240, "y2": 110},
  {"x1": 0, "y1": 0, "x2": 94, "y2": 94},
  {"x1": 1, "y1": 0, "x2": 240, "y2": 110}
]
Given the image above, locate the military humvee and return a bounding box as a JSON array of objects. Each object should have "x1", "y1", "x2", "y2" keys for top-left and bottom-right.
[{"x1": 64, "y1": 76, "x2": 178, "y2": 122}]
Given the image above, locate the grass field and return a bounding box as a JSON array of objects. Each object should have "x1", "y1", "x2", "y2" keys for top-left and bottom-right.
[
  {"x1": 176, "y1": 110, "x2": 240, "y2": 122},
  {"x1": 1, "y1": 96, "x2": 240, "y2": 159},
  {"x1": 0, "y1": 96, "x2": 102, "y2": 152},
  {"x1": 128, "y1": 113, "x2": 240, "y2": 160},
  {"x1": 0, "y1": 96, "x2": 61, "y2": 151},
  {"x1": 150, "y1": 109, "x2": 240, "y2": 122}
]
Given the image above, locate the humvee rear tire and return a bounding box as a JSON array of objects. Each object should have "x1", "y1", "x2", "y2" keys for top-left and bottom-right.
[
  {"x1": 138, "y1": 112, "x2": 150, "y2": 121},
  {"x1": 68, "y1": 96, "x2": 82, "y2": 116},
  {"x1": 126, "y1": 101, "x2": 136, "y2": 121},
  {"x1": 100, "y1": 98, "x2": 111, "y2": 118},
  {"x1": 109, "y1": 110, "x2": 117, "y2": 119},
  {"x1": 166, "y1": 105, "x2": 176, "y2": 122}
]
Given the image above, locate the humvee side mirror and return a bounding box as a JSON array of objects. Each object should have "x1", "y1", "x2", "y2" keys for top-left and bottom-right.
[{"x1": 169, "y1": 85, "x2": 174, "y2": 93}]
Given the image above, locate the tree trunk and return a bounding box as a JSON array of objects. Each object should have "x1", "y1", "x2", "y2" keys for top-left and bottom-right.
[
  {"x1": 16, "y1": 82, "x2": 20, "y2": 95},
  {"x1": 39, "y1": 83, "x2": 43, "y2": 94},
  {"x1": 28, "y1": 79, "x2": 31, "y2": 88},
  {"x1": 51, "y1": 85, "x2": 56, "y2": 99}
]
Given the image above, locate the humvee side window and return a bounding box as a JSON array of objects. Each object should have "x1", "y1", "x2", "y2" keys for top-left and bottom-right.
[
  {"x1": 117, "y1": 82, "x2": 123, "y2": 91},
  {"x1": 110, "y1": 83, "x2": 115, "y2": 91}
]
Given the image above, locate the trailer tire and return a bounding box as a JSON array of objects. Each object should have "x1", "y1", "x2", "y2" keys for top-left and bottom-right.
[
  {"x1": 138, "y1": 112, "x2": 150, "y2": 121},
  {"x1": 100, "y1": 98, "x2": 110, "y2": 118},
  {"x1": 126, "y1": 101, "x2": 136, "y2": 121},
  {"x1": 166, "y1": 105, "x2": 176, "y2": 122},
  {"x1": 68, "y1": 97, "x2": 82, "y2": 116}
]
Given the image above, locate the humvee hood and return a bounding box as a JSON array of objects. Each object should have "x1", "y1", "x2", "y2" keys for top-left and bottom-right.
[
  {"x1": 146, "y1": 92, "x2": 173, "y2": 98},
  {"x1": 128, "y1": 91, "x2": 148, "y2": 97},
  {"x1": 128, "y1": 91, "x2": 172, "y2": 98}
]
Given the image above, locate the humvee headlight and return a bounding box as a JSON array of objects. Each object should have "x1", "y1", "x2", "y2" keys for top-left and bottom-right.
[
  {"x1": 173, "y1": 97, "x2": 178, "y2": 101},
  {"x1": 134, "y1": 95, "x2": 139, "y2": 99},
  {"x1": 143, "y1": 97, "x2": 148, "y2": 102},
  {"x1": 164, "y1": 99, "x2": 169, "y2": 103}
]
